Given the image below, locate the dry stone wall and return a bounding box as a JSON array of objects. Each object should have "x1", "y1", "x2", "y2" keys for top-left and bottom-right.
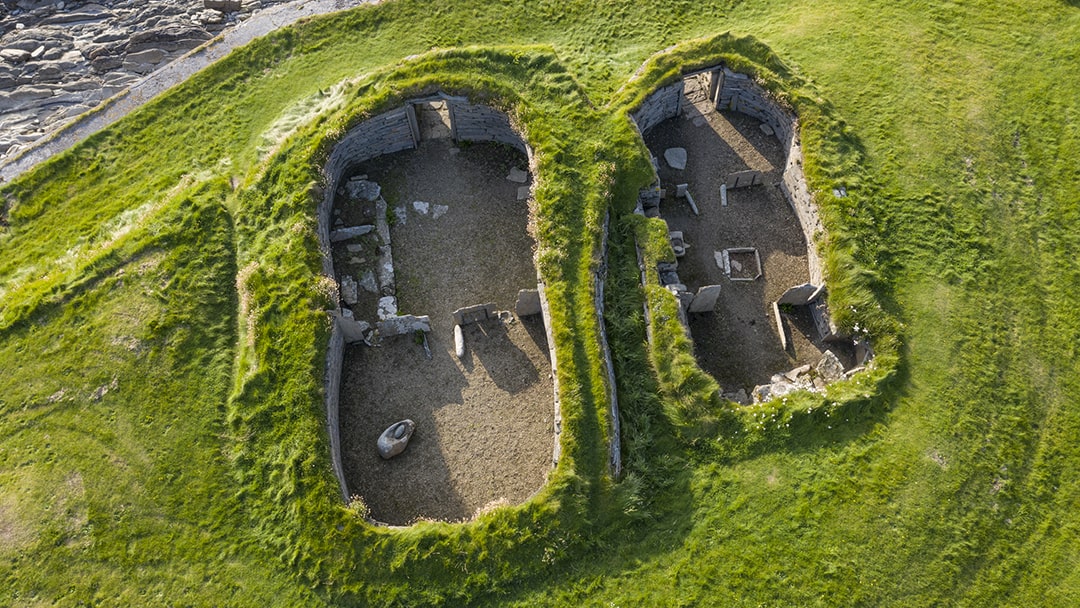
[
  {"x1": 630, "y1": 80, "x2": 683, "y2": 134},
  {"x1": 449, "y1": 101, "x2": 529, "y2": 156},
  {"x1": 323, "y1": 315, "x2": 348, "y2": 500}
]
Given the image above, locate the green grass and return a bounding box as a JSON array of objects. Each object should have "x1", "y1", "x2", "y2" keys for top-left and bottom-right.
[{"x1": 2, "y1": 0, "x2": 1079, "y2": 605}]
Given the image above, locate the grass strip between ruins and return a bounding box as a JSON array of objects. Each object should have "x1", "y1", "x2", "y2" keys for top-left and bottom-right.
[{"x1": 1, "y1": 0, "x2": 1079, "y2": 605}]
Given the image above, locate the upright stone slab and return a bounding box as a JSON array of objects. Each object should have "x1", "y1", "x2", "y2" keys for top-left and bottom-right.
[
  {"x1": 344, "y1": 177, "x2": 381, "y2": 201},
  {"x1": 453, "y1": 303, "x2": 495, "y2": 326},
  {"x1": 454, "y1": 324, "x2": 466, "y2": 358},
  {"x1": 336, "y1": 309, "x2": 371, "y2": 344},
  {"x1": 773, "y1": 301, "x2": 789, "y2": 351},
  {"x1": 687, "y1": 285, "x2": 721, "y2": 313},
  {"x1": 329, "y1": 225, "x2": 374, "y2": 242},
  {"x1": 515, "y1": 289, "x2": 542, "y2": 317},
  {"x1": 725, "y1": 170, "x2": 763, "y2": 189},
  {"x1": 777, "y1": 283, "x2": 819, "y2": 306}
]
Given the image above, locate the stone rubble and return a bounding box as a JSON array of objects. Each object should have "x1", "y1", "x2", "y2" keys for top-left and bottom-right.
[
  {"x1": 506, "y1": 166, "x2": 528, "y2": 183},
  {"x1": 750, "y1": 350, "x2": 849, "y2": 403},
  {"x1": 344, "y1": 176, "x2": 380, "y2": 201},
  {"x1": 340, "y1": 274, "x2": 358, "y2": 305},
  {"x1": 0, "y1": 0, "x2": 299, "y2": 162}
]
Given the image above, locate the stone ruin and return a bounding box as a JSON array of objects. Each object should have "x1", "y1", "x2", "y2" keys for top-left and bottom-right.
[
  {"x1": 316, "y1": 93, "x2": 603, "y2": 503},
  {"x1": 630, "y1": 66, "x2": 873, "y2": 402}
]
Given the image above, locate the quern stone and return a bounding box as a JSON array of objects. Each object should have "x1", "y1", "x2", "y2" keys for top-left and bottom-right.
[{"x1": 377, "y1": 419, "x2": 416, "y2": 459}]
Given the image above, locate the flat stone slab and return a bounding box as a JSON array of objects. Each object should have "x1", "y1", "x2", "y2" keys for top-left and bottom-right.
[
  {"x1": 432, "y1": 204, "x2": 449, "y2": 219},
  {"x1": 358, "y1": 271, "x2": 378, "y2": 294},
  {"x1": 377, "y1": 296, "x2": 398, "y2": 320},
  {"x1": 773, "y1": 301, "x2": 788, "y2": 351},
  {"x1": 664, "y1": 147, "x2": 687, "y2": 170},
  {"x1": 516, "y1": 185, "x2": 530, "y2": 201},
  {"x1": 759, "y1": 123, "x2": 775, "y2": 136},
  {"x1": 412, "y1": 200, "x2": 430, "y2": 215},
  {"x1": 816, "y1": 350, "x2": 845, "y2": 383},
  {"x1": 376, "y1": 314, "x2": 431, "y2": 337},
  {"x1": 777, "y1": 283, "x2": 820, "y2": 306},
  {"x1": 507, "y1": 167, "x2": 529, "y2": 183},
  {"x1": 329, "y1": 225, "x2": 374, "y2": 242},
  {"x1": 687, "y1": 285, "x2": 721, "y2": 313}
]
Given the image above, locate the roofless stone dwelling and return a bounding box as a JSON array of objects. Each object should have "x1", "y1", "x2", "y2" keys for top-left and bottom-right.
[
  {"x1": 630, "y1": 67, "x2": 873, "y2": 403},
  {"x1": 318, "y1": 95, "x2": 559, "y2": 525}
]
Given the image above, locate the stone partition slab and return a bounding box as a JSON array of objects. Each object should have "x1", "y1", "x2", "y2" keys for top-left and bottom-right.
[{"x1": 452, "y1": 303, "x2": 496, "y2": 326}]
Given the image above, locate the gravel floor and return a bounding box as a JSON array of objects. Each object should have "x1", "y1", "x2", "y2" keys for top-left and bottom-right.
[
  {"x1": 337, "y1": 139, "x2": 554, "y2": 525},
  {"x1": 644, "y1": 74, "x2": 831, "y2": 393}
]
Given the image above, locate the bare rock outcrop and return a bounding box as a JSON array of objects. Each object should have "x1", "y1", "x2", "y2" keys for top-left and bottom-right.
[{"x1": 0, "y1": 0, "x2": 291, "y2": 161}]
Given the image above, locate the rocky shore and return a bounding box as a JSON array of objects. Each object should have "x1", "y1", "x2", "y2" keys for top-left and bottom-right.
[{"x1": 0, "y1": 0, "x2": 296, "y2": 163}]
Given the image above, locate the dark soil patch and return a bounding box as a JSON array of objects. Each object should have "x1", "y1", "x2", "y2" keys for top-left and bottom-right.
[{"x1": 644, "y1": 75, "x2": 830, "y2": 393}]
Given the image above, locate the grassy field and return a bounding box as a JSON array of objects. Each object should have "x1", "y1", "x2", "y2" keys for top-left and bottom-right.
[{"x1": 1, "y1": 0, "x2": 1078, "y2": 605}]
